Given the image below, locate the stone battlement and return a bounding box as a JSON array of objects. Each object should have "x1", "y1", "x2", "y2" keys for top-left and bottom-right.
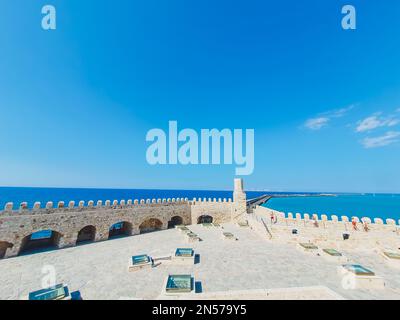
[
  {"x1": 248, "y1": 206, "x2": 400, "y2": 255},
  {"x1": 1, "y1": 198, "x2": 234, "y2": 216},
  {"x1": 254, "y1": 206, "x2": 400, "y2": 230},
  {"x1": 0, "y1": 180, "x2": 245, "y2": 259},
  {"x1": 268, "y1": 209, "x2": 399, "y2": 227}
]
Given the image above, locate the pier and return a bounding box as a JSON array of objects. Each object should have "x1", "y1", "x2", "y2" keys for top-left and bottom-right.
[{"x1": 246, "y1": 193, "x2": 335, "y2": 211}]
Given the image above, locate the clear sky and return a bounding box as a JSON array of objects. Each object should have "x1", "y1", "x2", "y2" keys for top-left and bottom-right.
[{"x1": 0, "y1": 0, "x2": 400, "y2": 193}]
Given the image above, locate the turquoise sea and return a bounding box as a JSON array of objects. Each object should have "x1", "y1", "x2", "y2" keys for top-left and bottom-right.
[{"x1": 265, "y1": 194, "x2": 400, "y2": 221}]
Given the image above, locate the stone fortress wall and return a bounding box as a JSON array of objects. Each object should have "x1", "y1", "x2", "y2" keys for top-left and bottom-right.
[
  {"x1": 0, "y1": 179, "x2": 247, "y2": 259},
  {"x1": 5, "y1": 176, "x2": 398, "y2": 261},
  {"x1": 250, "y1": 206, "x2": 400, "y2": 249},
  {"x1": 255, "y1": 205, "x2": 400, "y2": 229}
]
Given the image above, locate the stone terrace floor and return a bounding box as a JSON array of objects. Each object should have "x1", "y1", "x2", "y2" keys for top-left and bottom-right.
[{"x1": 1, "y1": 223, "x2": 400, "y2": 300}]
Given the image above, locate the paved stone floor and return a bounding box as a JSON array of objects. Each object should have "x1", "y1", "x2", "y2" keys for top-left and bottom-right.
[{"x1": 1, "y1": 223, "x2": 400, "y2": 300}]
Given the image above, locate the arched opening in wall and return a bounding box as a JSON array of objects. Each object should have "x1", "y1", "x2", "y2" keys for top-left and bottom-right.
[
  {"x1": 76, "y1": 225, "x2": 96, "y2": 245},
  {"x1": 108, "y1": 222, "x2": 132, "y2": 239},
  {"x1": 19, "y1": 230, "x2": 62, "y2": 255},
  {"x1": 139, "y1": 218, "x2": 163, "y2": 234},
  {"x1": 0, "y1": 241, "x2": 13, "y2": 259},
  {"x1": 198, "y1": 215, "x2": 213, "y2": 224},
  {"x1": 168, "y1": 216, "x2": 183, "y2": 229}
]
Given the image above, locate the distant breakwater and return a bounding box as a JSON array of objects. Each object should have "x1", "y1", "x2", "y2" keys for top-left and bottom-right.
[{"x1": 265, "y1": 193, "x2": 336, "y2": 201}]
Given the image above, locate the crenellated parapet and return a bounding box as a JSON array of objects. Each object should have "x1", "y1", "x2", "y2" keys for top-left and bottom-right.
[
  {"x1": 190, "y1": 197, "x2": 235, "y2": 224},
  {"x1": 191, "y1": 198, "x2": 232, "y2": 204},
  {"x1": 248, "y1": 206, "x2": 400, "y2": 254},
  {"x1": 1, "y1": 197, "x2": 192, "y2": 217},
  {"x1": 258, "y1": 207, "x2": 400, "y2": 229}
]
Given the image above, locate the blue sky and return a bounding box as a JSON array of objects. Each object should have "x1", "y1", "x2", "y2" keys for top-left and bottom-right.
[{"x1": 0, "y1": 0, "x2": 400, "y2": 192}]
